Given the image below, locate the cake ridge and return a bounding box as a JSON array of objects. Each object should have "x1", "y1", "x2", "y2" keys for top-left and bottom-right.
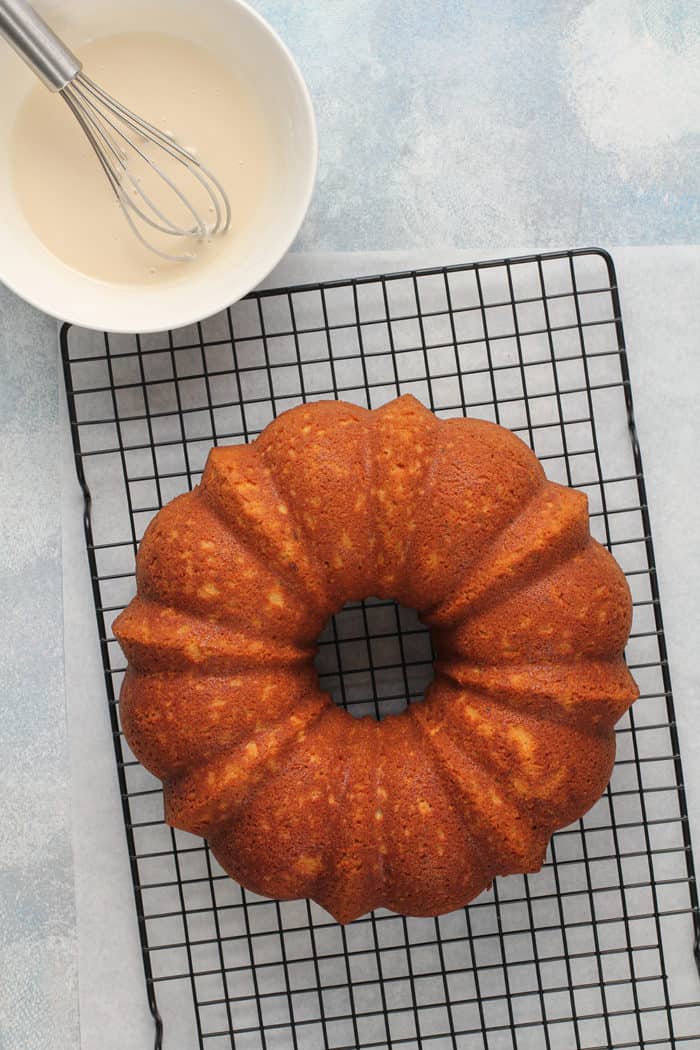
[
  {"x1": 420, "y1": 677, "x2": 614, "y2": 829},
  {"x1": 411, "y1": 702, "x2": 548, "y2": 873},
  {"x1": 209, "y1": 707, "x2": 367, "y2": 915},
  {"x1": 255, "y1": 400, "x2": 377, "y2": 604},
  {"x1": 164, "y1": 697, "x2": 331, "y2": 836},
  {"x1": 301, "y1": 714, "x2": 383, "y2": 921},
  {"x1": 378, "y1": 400, "x2": 443, "y2": 597},
  {"x1": 200, "y1": 441, "x2": 334, "y2": 615},
  {"x1": 435, "y1": 661, "x2": 601, "y2": 732},
  {"x1": 375, "y1": 713, "x2": 489, "y2": 917},
  {"x1": 368, "y1": 395, "x2": 442, "y2": 600},
  {"x1": 114, "y1": 596, "x2": 314, "y2": 673},
  {"x1": 407, "y1": 706, "x2": 493, "y2": 861},
  {"x1": 135, "y1": 485, "x2": 321, "y2": 630},
  {"x1": 392, "y1": 411, "x2": 546, "y2": 611},
  {"x1": 426, "y1": 481, "x2": 590, "y2": 627},
  {"x1": 437, "y1": 539, "x2": 634, "y2": 668},
  {"x1": 408, "y1": 420, "x2": 549, "y2": 615},
  {"x1": 434, "y1": 642, "x2": 621, "y2": 670},
  {"x1": 120, "y1": 665, "x2": 322, "y2": 778},
  {"x1": 437, "y1": 658, "x2": 637, "y2": 732}
]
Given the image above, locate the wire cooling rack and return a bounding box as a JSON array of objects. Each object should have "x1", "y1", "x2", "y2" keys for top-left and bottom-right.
[{"x1": 61, "y1": 248, "x2": 700, "y2": 1050}]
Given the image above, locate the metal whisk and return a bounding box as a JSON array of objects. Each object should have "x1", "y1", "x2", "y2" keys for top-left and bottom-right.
[{"x1": 0, "y1": 0, "x2": 231, "y2": 261}]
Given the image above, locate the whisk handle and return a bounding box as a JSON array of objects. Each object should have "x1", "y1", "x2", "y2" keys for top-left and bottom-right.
[{"x1": 0, "y1": 0, "x2": 80, "y2": 90}]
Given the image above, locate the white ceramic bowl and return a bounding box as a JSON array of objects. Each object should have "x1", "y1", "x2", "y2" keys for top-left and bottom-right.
[{"x1": 0, "y1": 0, "x2": 317, "y2": 332}]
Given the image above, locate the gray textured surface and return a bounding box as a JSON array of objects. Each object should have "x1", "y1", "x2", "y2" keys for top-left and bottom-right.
[
  {"x1": 0, "y1": 299, "x2": 78, "y2": 1050},
  {"x1": 256, "y1": 0, "x2": 700, "y2": 251}
]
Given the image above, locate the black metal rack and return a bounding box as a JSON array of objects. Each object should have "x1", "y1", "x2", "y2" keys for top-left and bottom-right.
[{"x1": 62, "y1": 248, "x2": 700, "y2": 1049}]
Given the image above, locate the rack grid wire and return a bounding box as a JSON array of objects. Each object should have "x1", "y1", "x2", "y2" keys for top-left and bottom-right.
[{"x1": 61, "y1": 248, "x2": 700, "y2": 1050}]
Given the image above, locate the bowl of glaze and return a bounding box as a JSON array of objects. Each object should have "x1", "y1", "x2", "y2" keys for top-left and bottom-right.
[{"x1": 0, "y1": 0, "x2": 317, "y2": 332}]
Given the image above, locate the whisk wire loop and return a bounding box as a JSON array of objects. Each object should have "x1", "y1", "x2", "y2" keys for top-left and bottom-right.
[{"x1": 61, "y1": 72, "x2": 231, "y2": 262}]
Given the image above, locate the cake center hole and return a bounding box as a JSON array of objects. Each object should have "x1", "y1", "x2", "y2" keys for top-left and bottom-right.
[{"x1": 314, "y1": 599, "x2": 435, "y2": 720}]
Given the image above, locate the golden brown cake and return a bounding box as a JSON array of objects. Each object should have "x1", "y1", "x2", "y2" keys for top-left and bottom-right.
[{"x1": 113, "y1": 395, "x2": 638, "y2": 923}]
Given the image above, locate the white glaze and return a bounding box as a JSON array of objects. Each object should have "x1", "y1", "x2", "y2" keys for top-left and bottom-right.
[{"x1": 11, "y1": 32, "x2": 272, "y2": 284}]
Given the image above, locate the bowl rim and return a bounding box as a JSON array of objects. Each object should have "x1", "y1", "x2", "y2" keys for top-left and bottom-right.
[{"x1": 0, "y1": 0, "x2": 318, "y2": 333}]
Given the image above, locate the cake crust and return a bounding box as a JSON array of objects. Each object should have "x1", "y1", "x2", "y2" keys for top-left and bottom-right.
[{"x1": 114, "y1": 395, "x2": 638, "y2": 923}]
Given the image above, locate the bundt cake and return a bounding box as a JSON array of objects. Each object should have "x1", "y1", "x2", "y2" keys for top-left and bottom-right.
[{"x1": 113, "y1": 394, "x2": 638, "y2": 923}]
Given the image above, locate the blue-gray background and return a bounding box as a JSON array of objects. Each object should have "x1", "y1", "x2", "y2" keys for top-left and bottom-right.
[
  {"x1": 272, "y1": 0, "x2": 700, "y2": 251},
  {"x1": 1, "y1": 1, "x2": 698, "y2": 1048}
]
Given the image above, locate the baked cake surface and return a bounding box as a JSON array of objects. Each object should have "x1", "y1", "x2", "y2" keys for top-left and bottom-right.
[{"x1": 114, "y1": 395, "x2": 638, "y2": 923}]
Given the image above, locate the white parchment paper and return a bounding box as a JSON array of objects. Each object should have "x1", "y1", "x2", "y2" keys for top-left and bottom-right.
[{"x1": 61, "y1": 248, "x2": 700, "y2": 1049}]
